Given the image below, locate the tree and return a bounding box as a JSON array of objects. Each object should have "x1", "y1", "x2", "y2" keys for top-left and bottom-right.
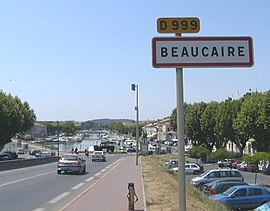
[
  {"x1": 185, "y1": 102, "x2": 207, "y2": 147},
  {"x1": 209, "y1": 148, "x2": 233, "y2": 161},
  {"x1": 109, "y1": 122, "x2": 127, "y2": 134},
  {"x1": 187, "y1": 146, "x2": 210, "y2": 163},
  {"x1": 170, "y1": 108, "x2": 177, "y2": 131},
  {"x1": 170, "y1": 103, "x2": 188, "y2": 132},
  {"x1": 63, "y1": 121, "x2": 76, "y2": 136},
  {"x1": 0, "y1": 91, "x2": 36, "y2": 151},
  {"x1": 233, "y1": 93, "x2": 260, "y2": 157},
  {"x1": 214, "y1": 99, "x2": 241, "y2": 150},
  {"x1": 200, "y1": 102, "x2": 219, "y2": 151},
  {"x1": 252, "y1": 91, "x2": 270, "y2": 152}
]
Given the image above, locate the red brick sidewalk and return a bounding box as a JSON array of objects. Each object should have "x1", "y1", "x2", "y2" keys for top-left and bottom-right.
[{"x1": 62, "y1": 155, "x2": 145, "y2": 211}]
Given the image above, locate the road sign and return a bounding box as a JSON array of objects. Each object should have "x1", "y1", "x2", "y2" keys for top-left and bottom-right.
[
  {"x1": 152, "y1": 37, "x2": 254, "y2": 68},
  {"x1": 157, "y1": 17, "x2": 200, "y2": 33}
]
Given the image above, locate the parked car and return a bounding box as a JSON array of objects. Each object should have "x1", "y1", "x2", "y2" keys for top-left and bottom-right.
[
  {"x1": 217, "y1": 159, "x2": 233, "y2": 168},
  {"x1": 238, "y1": 161, "x2": 248, "y2": 171},
  {"x1": 203, "y1": 180, "x2": 248, "y2": 195},
  {"x1": 16, "y1": 148, "x2": 25, "y2": 154},
  {"x1": 246, "y1": 162, "x2": 258, "y2": 173},
  {"x1": 92, "y1": 151, "x2": 106, "y2": 162},
  {"x1": 172, "y1": 163, "x2": 204, "y2": 175},
  {"x1": 57, "y1": 153, "x2": 86, "y2": 174},
  {"x1": 203, "y1": 179, "x2": 239, "y2": 195},
  {"x1": 40, "y1": 151, "x2": 52, "y2": 157},
  {"x1": 231, "y1": 160, "x2": 242, "y2": 169},
  {"x1": 4, "y1": 151, "x2": 18, "y2": 159},
  {"x1": 29, "y1": 149, "x2": 41, "y2": 157},
  {"x1": 258, "y1": 160, "x2": 269, "y2": 172},
  {"x1": 262, "y1": 163, "x2": 270, "y2": 175},
  {"x1": 190, "y1": 169, "x2": 244, "y2": 189},
  {"x1": 209, "y1": 185, "x2": 270, "y2": 210},
  {"x1": 166, "y1": 159, "x2": 178, "y2": 169},
  {"x1": 255, "y1": 201, "x2": 270, "y2": 210},
  {"x1": 165, "y1": 159, "x2": 190, "y2": 169},
  {"x1": 0, "y1": 153, "x2": 13, "y2": 161}
]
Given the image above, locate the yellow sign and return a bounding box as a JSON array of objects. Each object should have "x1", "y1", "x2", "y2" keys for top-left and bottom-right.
[{"x1": 157, "y1": 17, "x2": 200, "y2": 33}]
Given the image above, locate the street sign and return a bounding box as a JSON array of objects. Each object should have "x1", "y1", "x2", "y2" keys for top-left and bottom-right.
[
  {"x1": 157, "y1": 17, "x2": 200, "y2": 33},
  {"x1": 152, "y1": 37, "x2": 254, "y2": 68}
]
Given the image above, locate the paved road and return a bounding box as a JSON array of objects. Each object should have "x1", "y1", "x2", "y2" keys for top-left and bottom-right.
[{"x1": 0, "y1": 154, "x2": 125, "y2": 211}]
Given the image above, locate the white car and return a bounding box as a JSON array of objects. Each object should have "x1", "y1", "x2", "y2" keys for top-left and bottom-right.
[{"x1": 172, "y1": 163, "x2": 204, "y2": 175}]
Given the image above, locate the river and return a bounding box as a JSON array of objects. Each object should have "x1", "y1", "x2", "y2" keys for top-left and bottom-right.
[{"x1": 46, "y1": 133, "x2": 102, "y2": 153}]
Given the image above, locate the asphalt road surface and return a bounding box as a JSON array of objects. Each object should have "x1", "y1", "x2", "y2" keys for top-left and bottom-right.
[{"x1": 0, "y1": 154, "x2": 124, "y2": 211}]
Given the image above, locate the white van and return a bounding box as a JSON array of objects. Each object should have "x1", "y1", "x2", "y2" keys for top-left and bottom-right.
[{"x1": 190, "y1": 169, "x2": 244, "y2": 189}]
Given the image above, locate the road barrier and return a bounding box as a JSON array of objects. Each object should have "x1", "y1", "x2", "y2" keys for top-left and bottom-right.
[{"x1": 0, "y1": 156, "x2": 59, "y2": 171}]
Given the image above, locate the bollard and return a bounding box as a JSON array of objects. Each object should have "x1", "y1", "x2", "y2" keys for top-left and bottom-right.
[
  {"x1": 128, "y1": 182, "x2": 135, "y2": 210},
  {"x1": 127, "y1": 182, "x2": 138, "y2": 210}
]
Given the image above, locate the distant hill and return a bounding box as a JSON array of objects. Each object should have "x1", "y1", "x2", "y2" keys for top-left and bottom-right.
[{"x1": 91, "y1": 119, "x2": 134, "y2": 125}]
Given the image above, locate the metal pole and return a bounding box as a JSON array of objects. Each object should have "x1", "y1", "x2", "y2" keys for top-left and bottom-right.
[
  {"x1": 57, "y1": 121, "x2": 59, "y2": 157},
  {"x1": 176, "y1": 33, "x2": 186, "y2": 211},
  {"x1": 136, "y1": 84, "x2": 139, "y2": 165}
]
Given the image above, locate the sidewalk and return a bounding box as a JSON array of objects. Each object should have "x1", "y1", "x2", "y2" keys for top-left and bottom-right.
[{"x1": 62, "y1": 155, "x2": 145, "y2": 211}]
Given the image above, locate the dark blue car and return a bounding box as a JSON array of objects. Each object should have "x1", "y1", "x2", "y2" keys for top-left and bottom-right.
[{"x1": 209, "y1": 185, "x2": 270, "y2": 210}]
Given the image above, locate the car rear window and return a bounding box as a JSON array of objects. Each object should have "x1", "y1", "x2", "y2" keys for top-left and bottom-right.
[
  {"x1": 220, "y1": 171, "x2": 231, "y2": 177},
  {"x1": 62, "y1": 155, "x2": 78, "y2": 161},
  {"x1": 230, "y1": 171, "x2": 242, "y2": 177},
  {"x1": 249, "y1": 188, "x2": 263, "y2": 196}
]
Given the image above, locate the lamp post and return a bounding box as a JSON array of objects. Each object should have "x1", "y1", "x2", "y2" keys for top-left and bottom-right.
[
  {"x1": 57, "y1": 121, "x2": 60, "y2": 157},
  {"x1": 131, "y1": 84, "x2": 139, "y2": 165}
]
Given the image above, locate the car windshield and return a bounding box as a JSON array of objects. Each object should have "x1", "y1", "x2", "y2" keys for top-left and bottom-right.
[
  {"x1": 198, "y1": 171, "x2": 210, "y2": 177},
  {"x1": 223, "y1": 186, "x2": 237, "y2": 196},
  {"x1": 62, "y1": 155, "x2": 78, "y2": 161},
  {"x1": 94, "y1": 152, "x2": 102, "y2": 155}
]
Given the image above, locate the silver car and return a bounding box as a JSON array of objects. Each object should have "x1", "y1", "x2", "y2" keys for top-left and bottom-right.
[
  {"x1": 190, "y1": 169, "x2": 244, "y2": 189},
  {"x1": 57, "y1": 153, "x2": 86, "y2": 174},
  {"x1": 92, "y1": 151, "x2": 106, "y2": 162}
]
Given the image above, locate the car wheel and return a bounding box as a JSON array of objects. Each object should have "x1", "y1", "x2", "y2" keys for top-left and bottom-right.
[
  {"x1": 193, "y1": 170, "x2": 199, "y2": 175},
  {"x1": 57, "y1": 170, "x2": 61, "y2": 174}
]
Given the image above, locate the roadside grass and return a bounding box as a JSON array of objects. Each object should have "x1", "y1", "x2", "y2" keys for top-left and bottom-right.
[{"x1": 141, "y1": 154, "x2": 230, "y2": 211}]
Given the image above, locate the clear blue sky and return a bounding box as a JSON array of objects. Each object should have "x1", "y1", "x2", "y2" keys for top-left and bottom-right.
[{"x1": 0, "y1": 1, "x2": 269, "y2": 121}]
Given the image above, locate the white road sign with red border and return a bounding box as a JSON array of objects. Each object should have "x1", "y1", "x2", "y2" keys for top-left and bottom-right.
[{"x1": 152, "y1": 37, "x2": 254, "y2": 68}]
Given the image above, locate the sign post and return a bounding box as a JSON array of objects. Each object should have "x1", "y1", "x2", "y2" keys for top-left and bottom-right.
[
  {"x1": 175, "y1": 32, "x2": 186, "y2": 211},
  {"x1": 152, "y1": 17, "x2": 253, "y2": 211}
]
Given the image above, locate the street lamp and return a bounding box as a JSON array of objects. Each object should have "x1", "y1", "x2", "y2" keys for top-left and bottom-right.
[
  {"x1": 57, "y1": 121, "x2": 60, "y2": 157},
  {"x1": 131, "y1": 84, "x2": 139, "y2": 165}
]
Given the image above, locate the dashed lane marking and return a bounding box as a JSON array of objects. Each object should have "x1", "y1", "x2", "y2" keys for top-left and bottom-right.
[
  {"x1": 94, "y1": 172, "x2": 101, "y2": 177},
  {"x1": 85, "y1": 176, "x2": 94, "y2": 182},
  {"x1": 48, "y1": 192, "x2": 70, "y2": 204},
  {"x1": 71, "y1": 183, "x2": 85, "y2": 190}
]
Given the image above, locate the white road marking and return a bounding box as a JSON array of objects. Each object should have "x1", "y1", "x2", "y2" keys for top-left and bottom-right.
[
  {"x1": 85, "y1": 176, "x2": 94, "y2": 182},
  {"x1": 100, "y1": 168, "x2": 106, "y2": 172},
  {"x1": 71, "y1": 183, "x2": 84, "y2": 190},
  {"x1": 48, "y1": 192, "x2": 70, "y2": 204},
  {"x1": 94, "y1": 172, "x2": 101, "y2": 177},
  {"x1": 32, "y1": 208, "x2": 45, "y2": 211},
  {"x1": 0, "y1": 171, "x2": 54, "y2": 188}
]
